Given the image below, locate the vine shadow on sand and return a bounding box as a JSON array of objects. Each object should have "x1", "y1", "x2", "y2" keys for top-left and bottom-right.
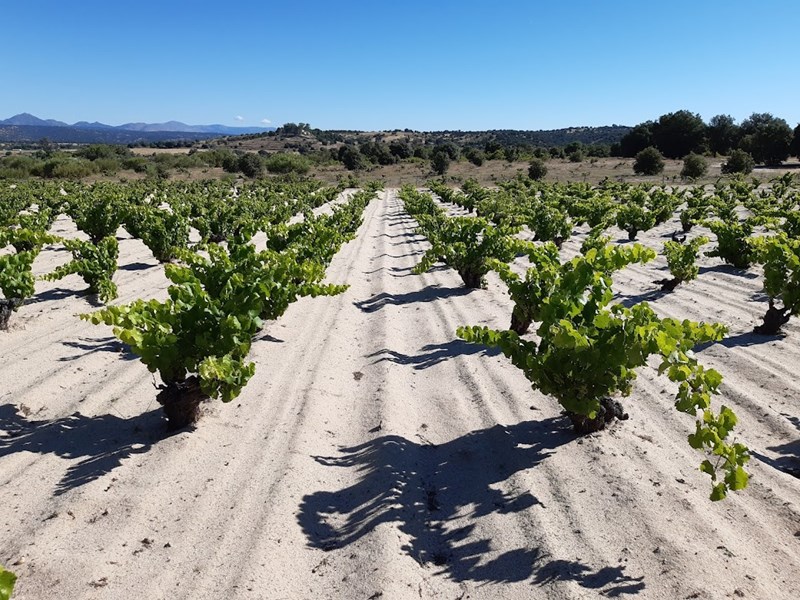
[
  {"x1": 694, "y1": 330, "x2": 784, "y2": 350},
  {"x1": 298, "y1": 418, "x2": 644, "y2": 594},
  {"x1": 353, "y1": 285, "x2": 472, "y2": 313},
  {"x1": 119, "y1": 261, "x2": 157, "y2": 272},
  {"x1": 697, "y1": 264, "x2": 759, "y2": 280},
  {"x1": 59, "y1": 336, "x2": 139, "y2": 362},
  {"x1": 0, "y1": 404, "x2": 171, "y2": 495},
  {"x1": 367, "y1": 339, "x2": 501, "y2": 370},
  {"x1": 754, "y1": 415, "x2": 800, "y2": 479}
]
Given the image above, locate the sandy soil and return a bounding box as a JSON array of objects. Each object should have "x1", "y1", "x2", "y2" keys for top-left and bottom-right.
[{"x1": 1, "y1": 190, "x2": 799, "y2": 599}]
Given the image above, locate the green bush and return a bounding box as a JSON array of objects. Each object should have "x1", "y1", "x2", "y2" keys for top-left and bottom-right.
[
  {"x1": 633, "y1": 147, "x2": 665, "y2": 175},
  {"x1": 238, "y1": 153, "x2": 264, "y2": 178},
  {"x1": 568, "y1": 150, "x2": 584, "y2": 163},
  {"x1": 528, "y1": 158, "x2": 548, "y2": 180},
  {"x1": 681, "y1": 153, "x2": 708, "y2": 179},
  {"x1": 721, "y1": 149, "x2": 755, "y2": 175},
  {"x1": 431, "y1": 150, "x2": 450, "y2": 176},
  {"x1": 265, "y1": 153, "x2": 311, "y2": 175}
]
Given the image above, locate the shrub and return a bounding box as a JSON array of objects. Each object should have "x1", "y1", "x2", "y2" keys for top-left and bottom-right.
[
  {"x1": 633, "y1": 147, "x2": 665, "y2": 175},
  {"x1": 568, "y1": 150, "x2": 584, "y2": 163},
  {"x1": 721, "y1": 149, "x2": 755, "y2": 175},
  {"x1": 528, "y1": 158, "x2": 548, "y2": 180},
  {"x1": 265, "y1": 152, "x2": 310, "y2": 175},
  {"x1": 238, "y1": 153, "x2": 264, "y2": 178},
  {"x1": 681, "y1": 153, "x2": 708, "y2": 179},
  {"x1": 431, "y1": 150, "x2": 450, "y2": 176}
]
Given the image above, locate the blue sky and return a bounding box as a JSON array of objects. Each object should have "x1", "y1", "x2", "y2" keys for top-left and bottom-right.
[{"x1": 3, "y1": 0, "x2": 799, "y2": 130}]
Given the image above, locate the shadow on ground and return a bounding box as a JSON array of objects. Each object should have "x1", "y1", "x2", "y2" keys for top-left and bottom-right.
[
  {"x1": 59, "y1": 336, "x2": 139, "y2": 362},
  {"x1": 298, "y1": 417, "x2": 644, "y2": 593},
  {"x1": 29, "y1": 287, "x2": 78, "y2": 304},
  {"x1": 119, "y1": 261, "x2": 157, "y2": 272},
  {"x1": 754, "y1": 415, "x2": 800, "y2": 479},
  {"x1": 698, "y1": 264, "x2": 759, "y2": 280},
  {"x1": 354, "y1": 285, "x2": 472, "y2": 312},
  {"x1": 695, "y1": 329, "x2": 783, "y2": 350},
  {"x1": 0, "y1": 403, "x2": 172, "y2": 495},
  {"x1": 367, "y1": 339, "x2": 501, "y2": 370},
  {"x1": 616, "y1": 287, "x2": 670, "y2": 307}
]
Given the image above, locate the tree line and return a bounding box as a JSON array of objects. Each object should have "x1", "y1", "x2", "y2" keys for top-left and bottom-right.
[{"x1": 618, "y1": 110, "x2": 800, "y2": 166}]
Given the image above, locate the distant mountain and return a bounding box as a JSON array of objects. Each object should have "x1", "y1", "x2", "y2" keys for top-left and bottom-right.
[
  {"x1": 2, "y1": 113, "x2": 69, "y2": 128},
  {"x1": 117, "y1": 121, "x2": 269, "y2": 135},
  {"x1": 73, "y1": 121, "x2": 115, "y2": 130},
  {"x1": 0, "y1": 113, "x2": 275, "y2": 143},
  {"x1": 0, "y1": 124, "x2": 221, "y2": 144}
]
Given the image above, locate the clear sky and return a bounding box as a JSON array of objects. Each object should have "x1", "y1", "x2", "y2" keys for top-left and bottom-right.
[{"x1": 3, "y1": 0, "x2": 799, "y2": 131}]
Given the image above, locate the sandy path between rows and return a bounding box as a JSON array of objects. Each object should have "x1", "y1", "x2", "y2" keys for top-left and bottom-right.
[{"x1": 1, "y1": 189, "x2": 799, "y2": 599}]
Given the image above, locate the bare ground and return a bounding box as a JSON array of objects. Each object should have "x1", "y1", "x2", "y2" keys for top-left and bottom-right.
[{"x1": 1, "y1": 190, "x2": 799, "y2": 599}]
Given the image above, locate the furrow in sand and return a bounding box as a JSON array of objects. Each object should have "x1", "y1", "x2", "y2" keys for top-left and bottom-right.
[
  {"x1": 2, "y1": 196, "x2": 380, "y2": 598},
  {"x1": 2, "y1": 190, "x2": 799, "y2": 599}
]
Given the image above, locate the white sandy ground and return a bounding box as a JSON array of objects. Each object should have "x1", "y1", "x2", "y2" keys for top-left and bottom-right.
[{"x1": 1, "y1": 189, "x2": 799, "y2": 599}]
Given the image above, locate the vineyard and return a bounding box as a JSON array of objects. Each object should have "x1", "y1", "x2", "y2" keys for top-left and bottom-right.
[{"x1": 1, "y1": 176, "x2": 799, "y2": 599}]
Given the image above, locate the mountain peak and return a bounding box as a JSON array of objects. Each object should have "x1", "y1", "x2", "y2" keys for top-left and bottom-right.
[{"x1": 2, "y1": 113, "x2": 69, "y2": 127}]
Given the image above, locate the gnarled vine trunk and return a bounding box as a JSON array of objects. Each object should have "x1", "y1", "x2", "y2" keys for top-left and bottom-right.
[
  {"x1": 656, "y1": 277, "x2": 680, "y2": 292},
  {"x1": 458, "y1": 267, "x2": 484, "y2": 289},
  {"x1": 567, "y1": 397, "x2": 629, "y2": 434},
  {"x1": 754, "y1": 301, "x2": 791, "y2": 336},
  {"x1": 156, "y1": 376, "x2": 206, "y2": 431},
  {"x1": 0, "y1": 298, "x2": 22, "y2": 331},
  {"x1": 509, "y1": 307, "x2": 532, "y2": 335}
]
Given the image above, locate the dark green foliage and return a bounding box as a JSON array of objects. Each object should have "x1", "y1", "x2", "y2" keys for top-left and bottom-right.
[
  {"x1": 359, "y1": 141, "x2": 396, "y2": 166},
  {"x1": 265, "y1": 153, "x2": 311, "y2": 175},
  {"x1": 739, "y1": 113, "x2": 793, "y2": 166},
  {"x1": 388, "y1": 140, "x2": 412, "y2": 160},
  {"x1": 238, "y1": 153, "x2": 264, "y2": 178},
  {"x1": 708, "y1": 115, "x2": 740, "y2": 156},
  {"x1": 338, "y1": 145, "x2": 368, "y2": 171},
  {"x1": 633, "y1": 147, "x2": 665, "y2": 175},
  {"x1": 567, "y1": 150, "x2": 584, "y2": 163},
  {"x1": 790, "y1": 124, "x2": 800, "y2": 159},
  {"x1": 463, "y1": 147, "x2": 484, "y2": 166},
  {"x1": 681, "y1": 153, "x2": 708, "y2": 179},
  {"x1": 431, "y1": 149, "x2": 450, "y2": 176},
  {"x1": 721, "y1": 149, "x2": 755, "y2": 175},
  {"x1": 619, "y1": 122, "x2": 654, "y2": 157},
  {"x1": 651, "y1": 110, "x2": 707, "y2": 159},
  {"x1": 75, "y1": 144, "x2": 132, "y2": 161},
  {"x1": 528, "y1": 158, "x2": 548, "y2": 180}
]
